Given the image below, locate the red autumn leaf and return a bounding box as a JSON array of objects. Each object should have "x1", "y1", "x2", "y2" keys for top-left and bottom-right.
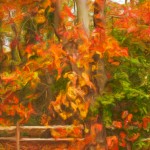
[
  {"x1": 106, "y1": 72, "x2": 112, "y2": 79},
  {"x1": 143, "y1": 117, "x2": 150, "y2": 129},
  {"x1": 143, "y1": 12, "x2": 150, "y2": 24},
  {"x1": 0, "y1": 118, "x2": 5, "y2": 124},
  {"x1": 35, "y1": 33, "x2": 43, "y2": 42},
  {"x1": 10, "y1": 39, "x2": 19, "y2": 48}
]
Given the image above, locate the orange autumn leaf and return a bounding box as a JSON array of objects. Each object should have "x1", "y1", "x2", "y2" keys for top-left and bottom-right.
[
  {"x1": 112, "y1": 121, "x2": 122, "y2": 129},
  {"x1": 51, "y1": 128, "x2": 68, "y2": 138},
  {"x1": 4, "y1": 93, "x2": 19, "y2": 104},
  {"x1": 71, "y1": 127, "x2": 82, "y2": 138},
  {"x1": 25, "y1": 44, "x2": 33, "y2": 54},
  {"x1": 127, "y1": 25, "x2": 138, "y2": 33},
  {"x1": 119, "y1": 139, "x2": 127, "y2": 147},
  {"x1": 28, "y1": 102, "x2": 35, "y2": 114},
  {"x1": 1, "y1": 73, "x2": 18, "y2": 83},
  {"x1": 120, "y1": 132, "x2": 126, "y2": 139},
  {"x1": 127, "y1": 114, "x2": 133, "y2": 122},
  {"x1": 63, "y1": 5, "x2": 75, "y2": 19},
  {"x1": 90, "y1": 123, "x2": 103, "y2": 142},
  {"x1": 124, "y1": 113, "x2": 133, "y2": 126},
  {"x1": 132, "y1": 121, "x2": 143, "y2": 128},
  {"x1": 81, "y1": 72, "x2": 96, "y2": 91},
  {"x1": 108, "y1": 59, "x2": 120, "y2": 66},
  {"x1": 16, "y1": 104, "x2": 26, "y2": 118},
  {"x1": 127, "y1": 133, "x2": 140, "y2": 142},
  {"x1": 13, "y1": 96, "x2": 19, "y2": 104},
  {"x1": 107, "y1": 136, "x2": 119, "y2": 150},
  {"x1": 0, "y1": 118, "x2": 9, "y2": 125},
  {"x1": 121, "y1": 110, "x2": 129, "y2": 119},
  {"x1": 95, "y1": 123, "x2": 103, "y2": 132},
  {"x1": 40, "y1": 114, "x2": 51, "y2": 126}
]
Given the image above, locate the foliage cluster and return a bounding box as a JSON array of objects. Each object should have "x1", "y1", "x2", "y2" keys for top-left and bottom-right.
[
  {"x1": 90, "y1": 1, "x2": 150, "y2": 149},
  {"x1": 0, "y1": 0, "x2": 149, "y2": 149}
]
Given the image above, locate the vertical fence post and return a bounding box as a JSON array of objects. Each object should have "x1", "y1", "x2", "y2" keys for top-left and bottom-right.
[{"x1": 16, "y1": 122, "x2": 20, "y2": 150}]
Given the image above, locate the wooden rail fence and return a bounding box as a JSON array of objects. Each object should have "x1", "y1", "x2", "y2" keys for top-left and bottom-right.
[
  {"x1": 0, "y1": 123, "x2": 84, "y2": 150},
  {"x1": 0, "y1": 123, "x2": 149, "y2": 150}
]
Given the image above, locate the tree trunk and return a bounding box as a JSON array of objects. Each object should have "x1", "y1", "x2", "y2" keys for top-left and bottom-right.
[
  {"x1": 10, "y1": 22, "x2": 22, "y2": 70},
  {"x1": 75, "y1": 0, "x2": 90, "y2": 36},
  {"x1": 91, "y1": 0, "x2": 108, "y2": 149},
  {"x1": 0, "y1": 34, "x2": 3, "y2": 61},
  {"x1": 54, "y1": 0, "x2": 108, "y2": 149},
  {"x1": 54, "y1": 0, "x2": 62, "y2": 29}
]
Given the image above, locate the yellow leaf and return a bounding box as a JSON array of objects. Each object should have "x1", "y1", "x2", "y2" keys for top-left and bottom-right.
[
  {"x1": 91, "y1": 64, "x2": 97, "y2": 72},
  {"x1": 40, "y1": 0, "x2": 52, "y2": 9},
  {"x1": 70, "y1": 102, "x2": 77, "y2": 112},
  {"x1": 49, "y1": 7, "x2": 55, "y2": 12},
  {"x1": 51, "y1": 129, "x2": 61, "y2": 138},
  {"x1": 78, "y1": 104, "x2": 88, "y2": 119},
  {"x1": 35, "y1": 9, "x2": 46, "y2": 24},
  {"x1": 67, "y1": 86, "x2": 77, "y2": 100},
  {"x1": 78, "y1": 101, "x2": 90, "y2": 119},
  {"x1": 81, "y1": 72, "x2": 96, "y2": 91},
  {"x1": 75, "y1": 98, "x2": 82, "y2": 105},
  {"x1": 36, "y1": 16, "x2": 46, "y2": 24},
  {"x1": 64, "y1": 72, "x2": 77, "y2": 86},
  {"x1": 59, "y1": 112, "x2": 72, "y2": 120},
  {"x1": 59, "y1": 112, "x2": 67, "y2": 120}
]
